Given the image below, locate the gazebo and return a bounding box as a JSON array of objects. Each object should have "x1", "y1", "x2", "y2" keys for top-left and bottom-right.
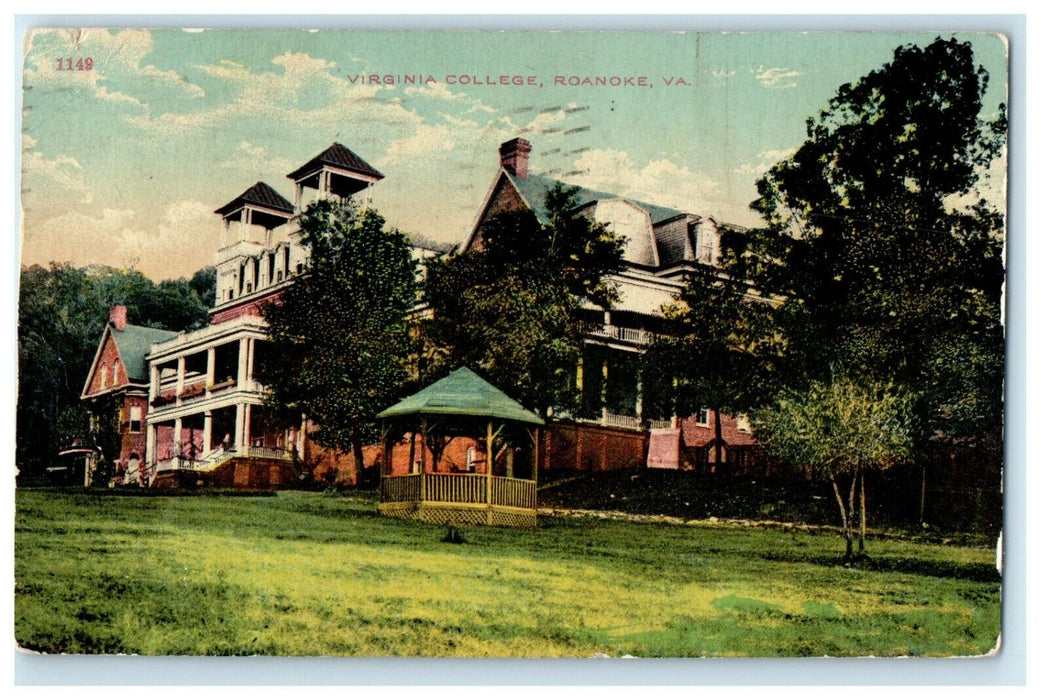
[{"x1": 376, "y1": 367, "x2": 544, "y2": 528}]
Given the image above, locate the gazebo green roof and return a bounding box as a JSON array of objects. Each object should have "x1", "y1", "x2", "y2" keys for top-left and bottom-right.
[{"x1": 377, "y1": 368, "x2": 544, "y2": 426}]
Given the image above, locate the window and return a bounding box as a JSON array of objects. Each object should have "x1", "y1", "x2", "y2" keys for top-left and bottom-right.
[
  {"x1": 736, "y1": 414, "x2": 751, "y2": 433},
  {"x1": 129, "y1": 406, "x2": 142, "y2": 433},
  {"x1": 466, "y1": 446, "x2": 477, "y2": 472},
  {"x1": 99, "y1": 363, "x2": 108, "y2": 388},
  {"x1": 112, "y1": 360, "x2": 121, "y2": 384},
  {"x1": 696, "y1": 408, "x2": 710, "y2": 427}
]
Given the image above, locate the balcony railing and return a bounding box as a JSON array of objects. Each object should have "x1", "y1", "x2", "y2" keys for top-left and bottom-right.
[
  {"x1": 588, "y1": 324, "x2": 653, "y2": 346},
  {"x1": 154, "y1": 445, "x2": 291, "y2": 473},
  {"x1": 577, "y1": 411, "x2": 645, "y2": 431}
]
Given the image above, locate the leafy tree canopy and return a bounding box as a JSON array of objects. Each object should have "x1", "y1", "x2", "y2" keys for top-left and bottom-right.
[
  {"x1": 730, "y1": 37, "x2": 1006, "y2": 444},
  {"x1": 259, "y1": 199, "x2": 419, "y2": 469},
  {"x1": 754, "y1": 377, "x2": 915, "y2": 557},
  {"x1": 423, "y1": 183, "x2": 626, "y2": 414},
  {"x1": 16, "y1": 263, "x2": 215, "y2": 476}
]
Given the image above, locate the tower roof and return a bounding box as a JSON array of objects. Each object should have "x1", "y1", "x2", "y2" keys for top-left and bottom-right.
[
  {"x1": 287, "y1": 142, "x2": 384, "y2": 182},
  {"x1": 214, "y1": 181, "x2": 294, "y2": 217}
]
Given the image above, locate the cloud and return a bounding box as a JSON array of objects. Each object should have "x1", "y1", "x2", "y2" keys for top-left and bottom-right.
[
  {"x1": 140, "y1": 64, "x2": 205, "y2": 98},
  {"x1": 221, "y1": 141, "x2": 295, "y2": 175},
  {"x1": 753, "y1": 65, "x2": 802, "y2": 89},
  {"x1": 126, "y1": 51, "x2": 410, "y2": 137},
  {"x1": 379, "y1": 123, "x2": 455, "y2": 165},
  {"x1": 709, "y1": 69, "x2": 737, "y2": 86},
  {"x1": 24, "y1": 29, "x2": 204, "y2": 107},
  {"x1": 734, "y1": 148, "x2": 796, "y2": 176},
  {"x1": 567, "y1": 149, "x2": 720, "y2": 213},
  {"x1": 21, "y1": 201, "x2": 221, "y2": 279},
  {"x1": 21, "y1": 142, "x2": 92, "y2": 203}
]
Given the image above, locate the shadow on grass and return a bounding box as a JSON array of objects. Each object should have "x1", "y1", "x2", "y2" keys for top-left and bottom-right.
[{"x1": 758, "y1": 550, "x2": 1000, "y2": 583}]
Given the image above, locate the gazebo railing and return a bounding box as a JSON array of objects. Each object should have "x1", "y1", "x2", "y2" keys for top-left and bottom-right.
[
  {"x1": 381, "y1": 473, "x2": 422, "y2": 503},
  {"x1": 426, "y1": 473, "x2": 487, "y2": 504},
  {"x1": 492, "y1": 476, "x2": 537, "y2": 509},
  {"x1": 381, "y1": 473, "x2": 536, "y2": 510}
]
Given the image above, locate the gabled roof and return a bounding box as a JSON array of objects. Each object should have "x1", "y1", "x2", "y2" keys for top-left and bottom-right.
[
  {"x1": 508, "y1": 173, "x2": 685, "y2": 226},
  {"x1": 214, "y1": 181, "x2": 294, "y2": 217},
  {"x1": 287, "y1": 142, "x2": 384, "y2": 182},
  {"x1": 111, "y1": 324, "x2": 179, "y2": 383},
  {"x1": 377, "y1": 367, "x2": 544, "y2": 426}
]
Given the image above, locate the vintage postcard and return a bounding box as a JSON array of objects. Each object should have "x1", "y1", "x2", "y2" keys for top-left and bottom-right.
[{"x1": 15, "y1": 26, "x2": 1009, "y2": 662}]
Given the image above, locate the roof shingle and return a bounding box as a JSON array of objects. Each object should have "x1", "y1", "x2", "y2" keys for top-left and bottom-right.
[{"x1": 287, "y1": 142, "x2": 384, "y2": 182}]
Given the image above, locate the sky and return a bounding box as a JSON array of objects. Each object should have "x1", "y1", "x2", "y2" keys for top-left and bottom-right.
[{"x1": 18, "y1": 28, "x2": 1009, "y2": 280}]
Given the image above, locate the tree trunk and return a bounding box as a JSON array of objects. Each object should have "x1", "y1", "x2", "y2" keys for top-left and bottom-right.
[
  {"x1": 918, "y1": 463, "x2": 927, "y2": 525},
  {"x1": 859, "y1": 472, "x2": 867, "y2": 555},
  {"x1": 831, "y1": 475, "x2": 853, "y2": 559},
  {"x1": 847, "y1": 471, "x2": 857, "y2": 555},
  {"x1": 352, "y1": 440, "x2": 365, "y2": 486}
]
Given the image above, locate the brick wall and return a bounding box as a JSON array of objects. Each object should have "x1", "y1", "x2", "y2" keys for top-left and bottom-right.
[{"x1": 543, "y1": 422, "x2": 647, "y2": 473}]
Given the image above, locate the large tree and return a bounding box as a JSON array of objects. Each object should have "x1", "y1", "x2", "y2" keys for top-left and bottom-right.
[
  {"x1": 259, "y1": 199, "x2": 418, "y2": 475},
  {"x1": 423, "y1": 183, "x2": 625, "y2": 415},
  {"x1": 755, "y1": 378, "x2": 915, "y2": 558},
  {"x1": 736, "y1": 37, "x2": 1006, "y2": 448}
]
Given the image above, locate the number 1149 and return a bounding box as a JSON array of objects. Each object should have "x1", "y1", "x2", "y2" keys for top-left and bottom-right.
[{"x1": 56, "y1": 57, "x2": 93, "y2": 71}]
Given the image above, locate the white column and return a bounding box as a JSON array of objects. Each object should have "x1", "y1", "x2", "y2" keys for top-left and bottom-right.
[
  {"x1": 294, "y1": 182, "x2": 302, "y2": 211},
  {"x1": 243, "y1": 404, "x2": 252, "y2": 448},
  {"x1": 206, "y1": 347, "x2": 216, "y2": 393},
  {"x1": 176, "y1": 356, "x2": 186, "y2": 401},
  {"x1": 150, "y1": 364, "x2": 160, "y2": 400},
  {"x1": 234, "y1": 404, "x2": 245, "y2": 451},
  {"x1": 239, "y1": 207, "x2": 247, "y2": 242},
  {"x1": 203, "y1": 411, "x2": 213, "y2": 455},
  {"x1": 237, "y1": 338, "x2": 249, "y2": 389},
  {"x1": 247, "y1": 338, "x2": 256, "y2": 387},
  {"x1": 635, "y1": 375, "x2": 644, "y2": 418},
  {"x1": 173, "y1": 417, "x2": 183, "y2": 459},
  {"x1": 146, "y1": 422, "x2": 157, "y2": 467}
]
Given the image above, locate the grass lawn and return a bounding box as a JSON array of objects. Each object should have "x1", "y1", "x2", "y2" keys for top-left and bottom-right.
[{"x1": 15, "y1": 488, "x2": 1000, "y2": 657}]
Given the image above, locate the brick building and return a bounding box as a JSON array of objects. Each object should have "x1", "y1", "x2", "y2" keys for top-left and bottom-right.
[
  {"x1": 80, "y1": 305, "x2": 178, "y2": 484},
  {"x1": 468, "y1": 138, "x2": 758, "y2": 473},
  {"x1": 81, "y1": 137, "x2": 758, "y2": 487}
]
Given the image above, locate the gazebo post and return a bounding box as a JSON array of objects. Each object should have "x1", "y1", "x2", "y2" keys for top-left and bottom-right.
[
  {"x1": 419, "y1": 417, "x2": 427, "y2": 503},
  {"x1": 486, "y1": 419, "x2": 494, "y2": 524},
  {"x1": 533, "y1": 427, "x2": 540, "y2": 482}
]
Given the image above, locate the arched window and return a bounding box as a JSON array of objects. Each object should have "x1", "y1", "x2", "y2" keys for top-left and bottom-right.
[{"x1": 99, "y1": 363, "x2": 108, "y2": 388}]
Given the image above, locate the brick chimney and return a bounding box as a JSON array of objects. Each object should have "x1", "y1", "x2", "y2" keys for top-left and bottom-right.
[
  {"x1": 109, "y1": 304, "x2": 127, "y2": 332},
  {"x1": 499, "y1": 138, "x2": 532, "y2": 178}
]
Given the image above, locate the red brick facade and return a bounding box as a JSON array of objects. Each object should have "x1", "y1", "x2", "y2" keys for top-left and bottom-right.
[
  {"x1": 84, "y1": 334, "x2": 127, "y2": 396},
  {"x1": 209, "y1": 288, "x2": 285, "y2": 325},
  {"x1": 542, "y1": 422, "x2": 648, "y2": 473}
]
